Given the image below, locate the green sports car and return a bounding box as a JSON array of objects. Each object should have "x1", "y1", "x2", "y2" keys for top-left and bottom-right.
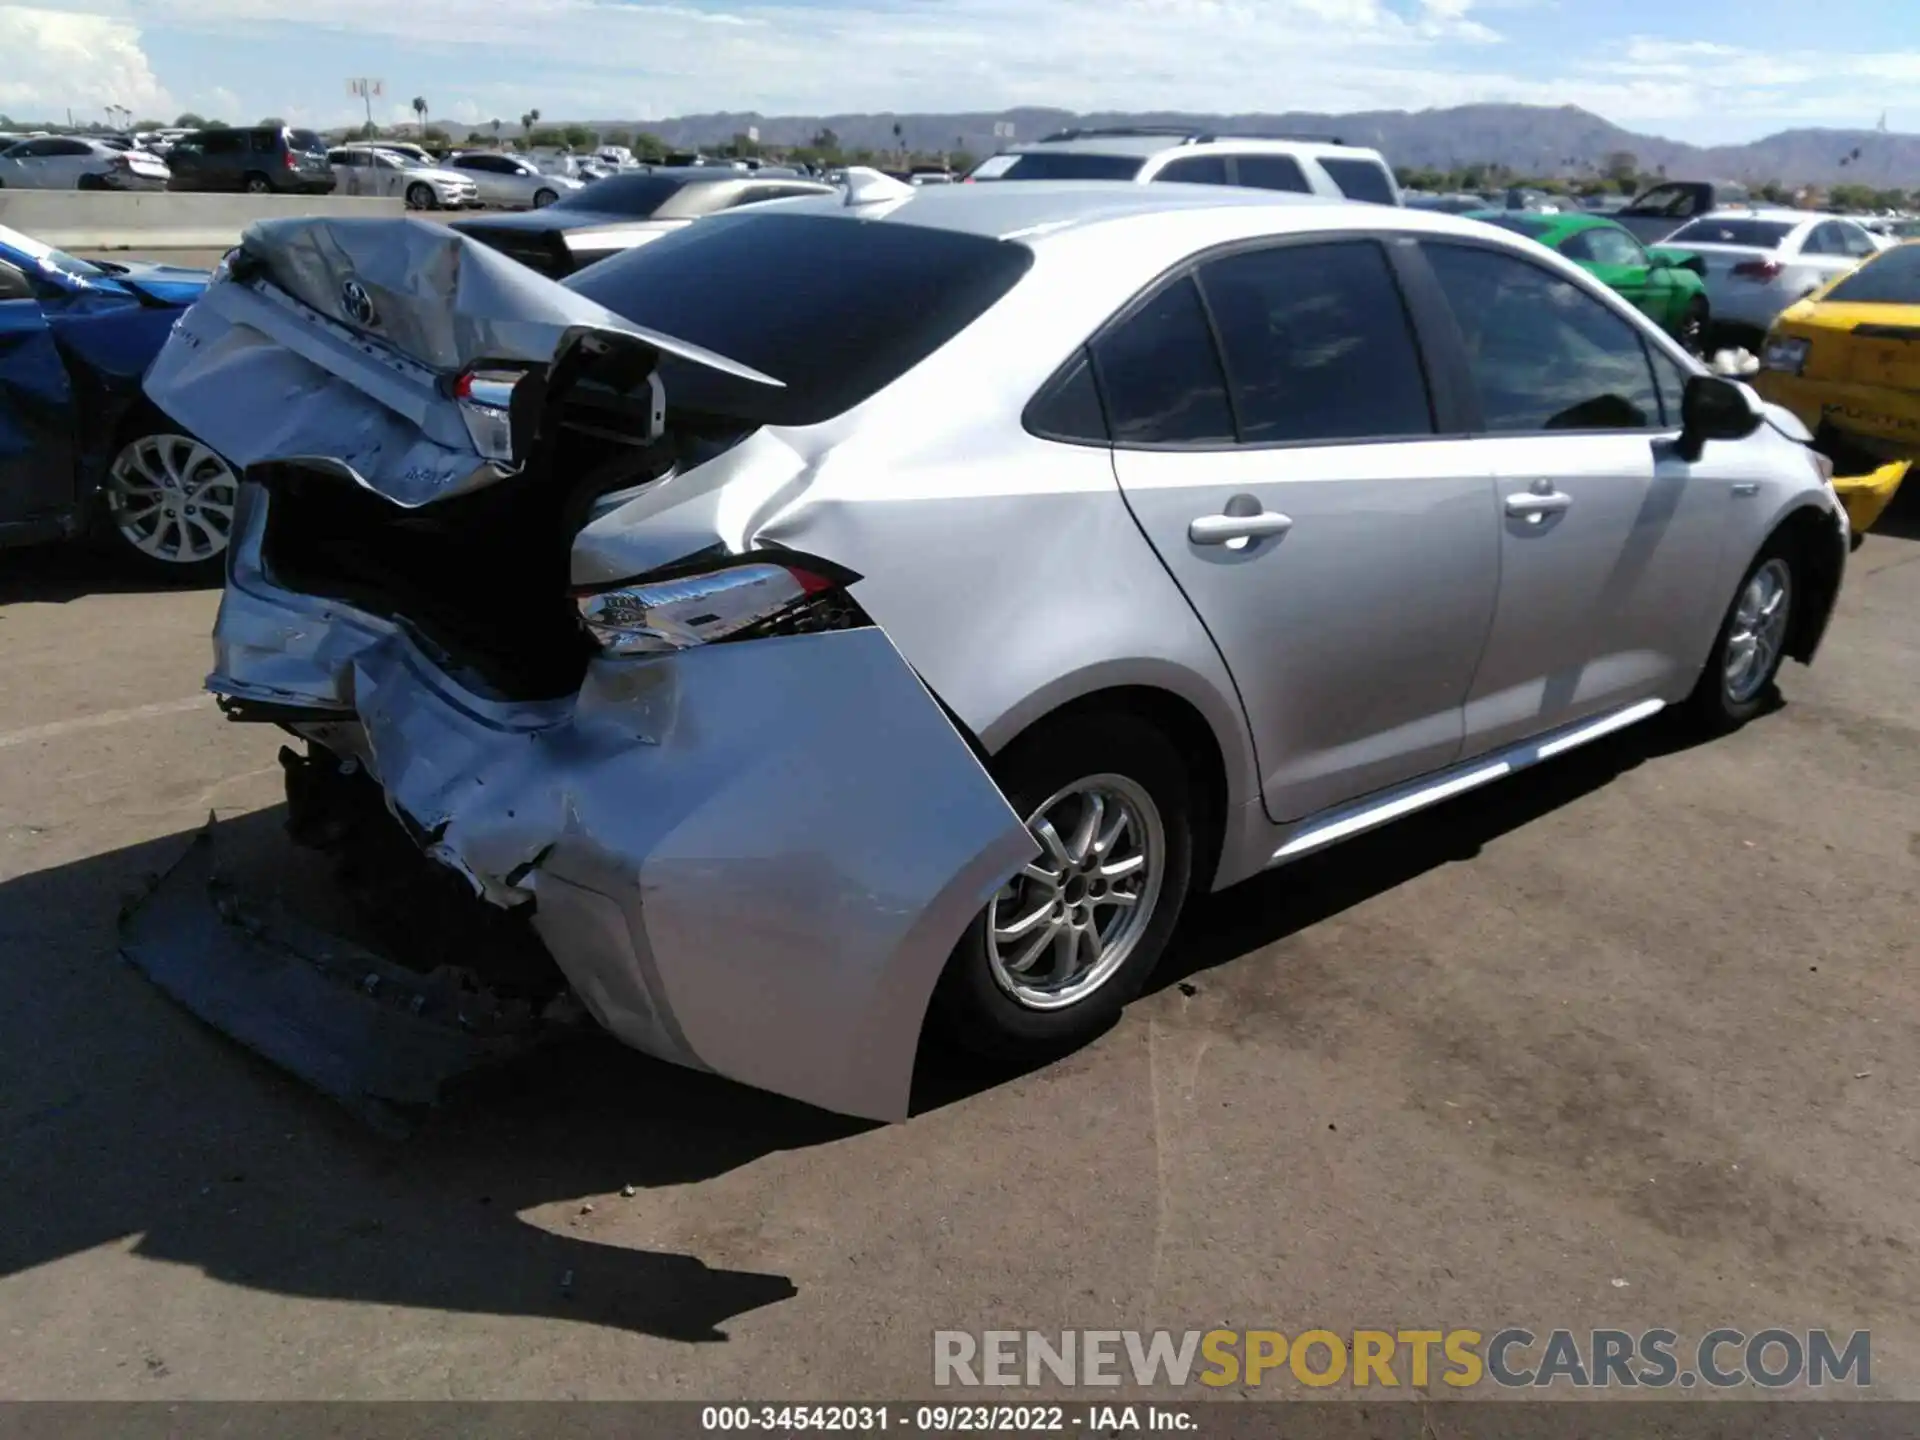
[{"x1": 1466, "y1": 210, "x2": 1710, "y2": 354}]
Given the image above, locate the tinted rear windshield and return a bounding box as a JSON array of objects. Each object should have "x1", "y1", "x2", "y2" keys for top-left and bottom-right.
[
  {"x1": 1665, "y1": 218, "x2": 1795, "y2": 248},
  {"x1": 565, "y1": 212, "x2": 1034, "y2": 426},
  {"x1": 996, "y1": 152, "x2": 1146, "y2": 182},
  {"x1": 1824, "y1": 244, "x2": 1920, "y2": 304},
  {"x1": 550, "y1": 173, "x2": 687, "y2": 216},
  {"x1": 288, "y1": 129, "x2": 326, "y2": 153}
]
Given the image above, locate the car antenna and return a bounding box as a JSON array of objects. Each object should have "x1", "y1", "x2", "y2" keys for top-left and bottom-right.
[{"x1": 843, "y1": 166, "x2": 915, "y2": 206}]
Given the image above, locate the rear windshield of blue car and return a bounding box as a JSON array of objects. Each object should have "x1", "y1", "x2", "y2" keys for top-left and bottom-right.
[
  {"x1": 565, "y1": 211, "x2": 1035, "y2": 426},
  {"x1": 1825, "y1": 243, "x2": 1920, "y2": 304}
]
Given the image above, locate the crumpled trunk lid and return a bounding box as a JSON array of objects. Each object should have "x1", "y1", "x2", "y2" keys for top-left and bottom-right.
[{"x1": 143, "y1": 215, "x2": 778, "y2": 509}]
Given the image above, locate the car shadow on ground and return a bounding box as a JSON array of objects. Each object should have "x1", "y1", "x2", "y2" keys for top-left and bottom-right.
[
  {"x1": 0, "y1": 542, "x2": 218, "y2": 605},
  {"x1": 0, "y1": 707, "x2": 1730, "y2": 1341},
  {"x1": 0, "y1": 805, "x2": 852, "y2": 1342},
  {"x1": 1147, "y1": 707, "x2": 1725, "y2": 997}
]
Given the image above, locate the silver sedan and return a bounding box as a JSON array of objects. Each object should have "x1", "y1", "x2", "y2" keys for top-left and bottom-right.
[
  {"x1": 440, "y1": 151, "x2": 583, "y2": 208},
  {"x1": 142, "y1": 179, "x2": 1848, "y2": 1123}
]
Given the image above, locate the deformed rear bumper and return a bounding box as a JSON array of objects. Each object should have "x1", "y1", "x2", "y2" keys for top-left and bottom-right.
[{"x1": 209, "y1": 514, "x2": 1037, "y2": 1123}]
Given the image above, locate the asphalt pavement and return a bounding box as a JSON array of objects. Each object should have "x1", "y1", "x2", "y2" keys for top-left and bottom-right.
[{"x1": 2, "y1": 484, "x2": 1918, "y2": 1401}]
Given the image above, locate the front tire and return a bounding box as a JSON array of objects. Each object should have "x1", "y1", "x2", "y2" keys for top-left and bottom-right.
[
  {"x1": 97, "y1": 427, "x2": 240, "y2": 583},
  {"x1": 1683, "y1": 539, "x2": 1796, "y2": 732},
  {"x1": 933, "y1": 712, "x2": 1193, "y2": 1058},
  {"x1": 533, "y1": 187, "x2": 558, "y2": 208},
  {"x1": 1675, "y1": 296, "x2": 1709, "y2": 357},
  {"x1": 405, "y1": 182, "x2": 435, "y2": 210}
]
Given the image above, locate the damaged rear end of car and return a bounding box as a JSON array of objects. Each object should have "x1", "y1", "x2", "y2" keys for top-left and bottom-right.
[{"x1": 139, "y1": 215, "x2": 1037, "y2": 1123}]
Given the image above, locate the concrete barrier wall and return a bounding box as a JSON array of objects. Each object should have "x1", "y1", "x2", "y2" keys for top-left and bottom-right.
[{"x1": 0, "y1": 192, "x2": 405, "y2": 251}]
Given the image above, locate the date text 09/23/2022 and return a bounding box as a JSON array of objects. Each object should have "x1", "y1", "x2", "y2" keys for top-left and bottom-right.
[{"x1": 700, "y1": 1406, "x2": 1193, "y2": 1432}]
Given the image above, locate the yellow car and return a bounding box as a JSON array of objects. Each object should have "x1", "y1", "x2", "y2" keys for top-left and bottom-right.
[{"x1": 1754, "y1": 241, "x2": 1916, "y2": 533}]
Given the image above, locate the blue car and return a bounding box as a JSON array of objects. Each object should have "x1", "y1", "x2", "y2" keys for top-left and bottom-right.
[{"x1": 0, "y1": 225, "x2": 234, "y2": 579}]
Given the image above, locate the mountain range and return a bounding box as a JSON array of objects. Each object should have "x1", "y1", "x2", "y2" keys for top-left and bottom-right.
[{"x1": 584, "y1": 104, "x2": 1920, "y2": 187}]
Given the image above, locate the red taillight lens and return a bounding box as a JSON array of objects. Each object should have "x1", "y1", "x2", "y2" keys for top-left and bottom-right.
[
  {"x1": 1732, "y1": 259, "x2": 1783, "y2": 280},
  {"x1": 284, "y1": 149, "x2": 298, "y2": 170}
]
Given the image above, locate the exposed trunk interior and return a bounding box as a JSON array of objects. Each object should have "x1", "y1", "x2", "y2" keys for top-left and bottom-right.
[{"x1": 258, "y1": 387, "x2": 757, "y2": 700}]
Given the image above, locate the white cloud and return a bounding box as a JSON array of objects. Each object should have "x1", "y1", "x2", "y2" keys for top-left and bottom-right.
[{"x1": 0, "y1": 4, "x2": 172, "y2": 119}]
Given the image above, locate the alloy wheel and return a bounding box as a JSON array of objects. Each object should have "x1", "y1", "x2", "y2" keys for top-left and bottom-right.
[
  {"x1": 105, "y1": 433, "x2": 239, "y2": 567},
  {"x1": 1724, "y1": 557, "x2": 1791, "y2": 705},
  {"x1": 985, "y1": 774, "x2": 1166, "y2": 1012}
]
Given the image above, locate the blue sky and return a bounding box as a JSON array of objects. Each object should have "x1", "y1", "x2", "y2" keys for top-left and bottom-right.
[{"x1": 3, "y1": 0, "x2": 1917, "y2": 143}]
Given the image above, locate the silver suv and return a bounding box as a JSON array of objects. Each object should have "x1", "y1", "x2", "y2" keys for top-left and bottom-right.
[{"x1": 971, "y1": 125, "x2": 1401, "y2": 204}]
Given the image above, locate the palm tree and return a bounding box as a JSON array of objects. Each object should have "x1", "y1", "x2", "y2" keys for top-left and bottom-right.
[
  {"x1": 892, "y1": 120, "x2": 904, "y2": 162},
  {"x1": 411, "y1": 95, "x2": 428, "y2": 136},
  {"x1": 491, "y1": 118, "x2": 501, "y2": 145},
  {"x1": 522, "y1": 108, "x2": 541, "y2": 141}
]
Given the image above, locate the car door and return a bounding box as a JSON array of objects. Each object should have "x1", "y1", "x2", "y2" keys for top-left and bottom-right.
[
  {"x1": 456, "y1": 155, "x2": 510, "y2": 204},
  {"x1": 365, "y1": 152, "x2": 406, "y2": 198},
  {"x1": 39, "y1": 139, "x2": 96, "y2": 187},
  {"x1": 1796, "y1": 223, "x2": 1866, "y2": 296},
  {"x1": 328, "y1": 149, "x2": 362, "y2": 195},
  {"x1": 1105, "y1": 237, "x2": 1500, "y2": 822},
  {"x1": 0, "y1": 258, "x2": 77, "y2": 525},
  {"x1": 1416, "y1": 240, "x2": 1732, "y2": 754},
  {"x1": 3, "y1": 138, "x2": 54, "y2": 187}
]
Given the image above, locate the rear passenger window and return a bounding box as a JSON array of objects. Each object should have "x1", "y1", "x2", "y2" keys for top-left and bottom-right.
[
  {"x1": 1198, "y1": 241, "x2": 1433, "y2": 444},
  {"x1": 1233, "y1": 155, "x2": 1311, "y2": 193},
  {"x1": 1319, "y1": 158, "x2": 1397, "y2": 206},
  {"x1": 1156, "y1": 155, "x2": 1231, "y2": 186},
  {"x1": 248, "y1": 130, "x2": 277, "y2": 154},
  {"x1": 1024, "y1": 349, "x2": 1109, "y2": 445},
  {"x1": 1424, "y1": 242, "x2": 1663, "y2": 432},
  {"x1": 1091, "y1": 277, "x2": 1235, "y2": 446}
]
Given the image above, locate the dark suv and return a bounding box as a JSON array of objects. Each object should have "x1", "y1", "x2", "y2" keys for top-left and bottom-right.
[{"x1": 166, "y1": 126, "x2": 336, "y2": 195}]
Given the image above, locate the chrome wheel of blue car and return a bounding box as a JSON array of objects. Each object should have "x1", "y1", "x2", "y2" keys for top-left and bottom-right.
[{"x1": 105, "y1": 431, "x2": 239, "y2": 573}]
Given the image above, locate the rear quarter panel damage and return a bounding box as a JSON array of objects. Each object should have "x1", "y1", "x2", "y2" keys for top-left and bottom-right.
[{"x1": 340, "y1": 622, "x2": 1037, "y2": 1122}]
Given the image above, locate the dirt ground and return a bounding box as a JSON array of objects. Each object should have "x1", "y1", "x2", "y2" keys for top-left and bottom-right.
[{"x1": 1, "y1": 489, "x2": 1917, "y2": 1402}]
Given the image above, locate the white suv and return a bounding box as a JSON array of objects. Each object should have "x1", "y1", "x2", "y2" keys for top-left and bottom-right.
[{"x1": 970, "y1": 126, "x2": 1401, "y2": 205}]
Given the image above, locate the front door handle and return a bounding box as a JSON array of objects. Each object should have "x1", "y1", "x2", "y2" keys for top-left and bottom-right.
[
  {"x1": 1190, "y1": 511, "x2": 1294, "y2": 545},
  {"x1": 1505, "y1": 488, "x2": 1573, "y2": 519}
]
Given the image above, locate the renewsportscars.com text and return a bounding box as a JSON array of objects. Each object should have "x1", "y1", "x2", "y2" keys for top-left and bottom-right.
[{"x1": 932, "y1": 1328, "x2": 1871, "y2": 1390}]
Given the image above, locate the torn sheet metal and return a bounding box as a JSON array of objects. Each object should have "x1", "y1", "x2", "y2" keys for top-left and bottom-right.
[
  {"x1": 213, "y1": 545, "x2": 1036, "y2": 1121},
  {"x1": 120, "y1": 821, "x2": 562, "y2": 1136},
  {"x1": 142, "y1": 216, "x2": 779, "y2": 509}
]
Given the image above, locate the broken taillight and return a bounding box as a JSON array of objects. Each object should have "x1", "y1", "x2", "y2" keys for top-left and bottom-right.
[{"x1": 574, "y1": 554, "x2": 865, "y2": 657}]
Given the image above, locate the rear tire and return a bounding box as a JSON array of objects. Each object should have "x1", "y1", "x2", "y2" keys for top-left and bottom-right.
[
  {"x1": 533, "y1": 187, "x2": 558, "y2": 208},
  {"x1": 1683, "y1": 537, "x2": 1797, "y2": 733},
  {"x1": 244, "y1": 172, "x2": 271, "y2": 195},
  {"x1": 932, "y1": 712, "x2": 1194, "y2": 1059},
  {"x1": 77, "y1": 172, "x2": 107, "y2": 191}
]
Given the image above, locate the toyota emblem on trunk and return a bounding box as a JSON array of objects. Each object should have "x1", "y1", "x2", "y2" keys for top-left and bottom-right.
[{"x1": 341, "y1": 279, "x2": 377, "y2": 328}]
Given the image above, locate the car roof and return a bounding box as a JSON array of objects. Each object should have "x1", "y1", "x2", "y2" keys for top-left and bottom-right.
[
  {"x1": 1686, "y1": 207, "x2": 1817, "y2": 225},
  {"x1": 766, "y1": 179, "x2": 1528, "y2": 247},
  {"x1": 1007, "y1": 133, "x2": 1384, "y2": 161}
]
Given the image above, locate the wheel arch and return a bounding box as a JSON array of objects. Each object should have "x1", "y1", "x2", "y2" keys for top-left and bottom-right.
[
  {"x1": 971, "y1": 671, "x2": 1244, "y2": 898},
  {"x1": 1769, "y1": 501, "x2": 1848, "y2": 664}
]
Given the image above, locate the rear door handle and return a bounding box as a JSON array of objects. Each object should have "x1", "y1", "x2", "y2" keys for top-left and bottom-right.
[
  {"x1": 1189, "y1": 512, "x2": 1293, "y2": 545},
  {"x1": 1505, "y1": 490, "x2": 1573, "y2": 519}
]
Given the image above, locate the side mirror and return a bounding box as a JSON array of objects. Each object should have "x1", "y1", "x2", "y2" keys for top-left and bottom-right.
[
  {"x1": 1676, "y1": 373, "x2": 1764, "y2": 461},
  {"x1": 0, "y1": 260, "x2": 38, "y2": 303}
]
